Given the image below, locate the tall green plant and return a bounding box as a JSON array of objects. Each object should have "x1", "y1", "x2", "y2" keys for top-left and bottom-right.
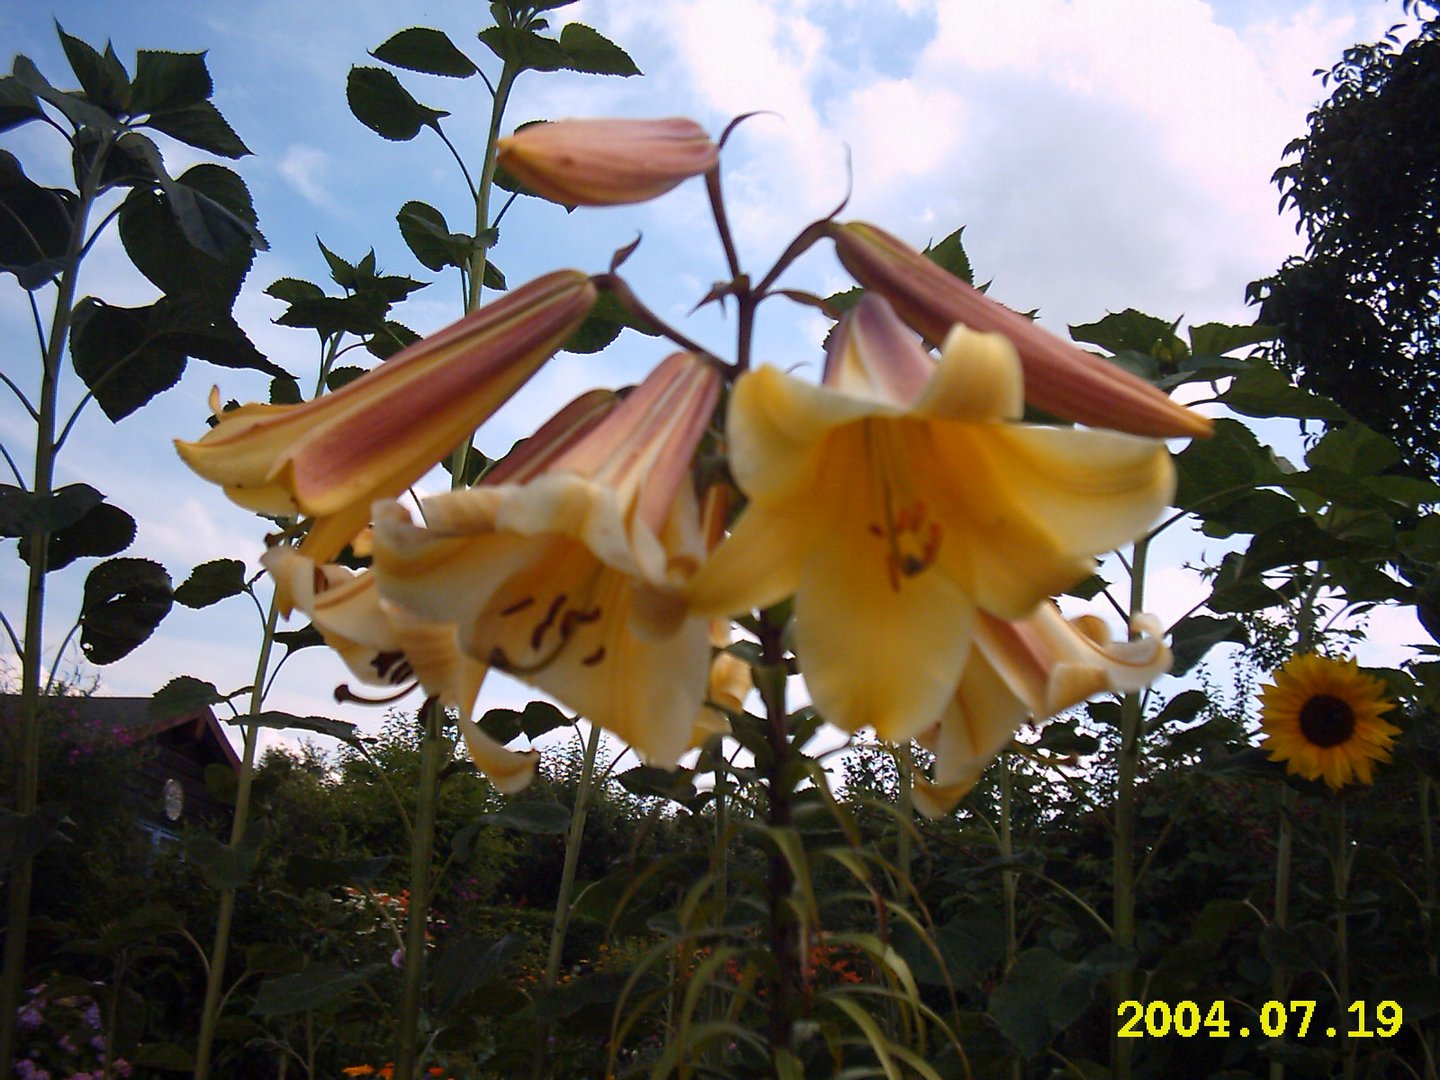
[{"x1": 0, "y1": 28, "x2": 268, "y2": 1065}]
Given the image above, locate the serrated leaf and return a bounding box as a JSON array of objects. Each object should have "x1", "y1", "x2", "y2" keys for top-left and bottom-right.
[
  {"x1": 325, "y1": 365, "x2": 368, "y2": 391},
  {"x1": 270, "y1": 375, "x2": 302, "y2": 404},
  {"x1": 26, "y1": 501, "x2": 136, "y2": 571},
  {"x1": 0, "y1": 483, "x2": 102, "y2": 540},
  {"x1": 346, "y1": 66, "x2": 448, "y2": 141},
  {"x1": 251, "y1": 963, "x2": 388, "y2": 1016},
  {"x1": 265, "y1": 276, "x2": 324, "y2": 304},
  {"x1": 1219, "y1": 361, "x2": 1348, "y2": 422},
  {"x1": 478, "y1": 800, "x2": 571, "y2": 834},
  {"x1": 372, "y1": 28, "x2": 479, "y2": 77},
  {"x1": 557, "y1": 23, "x2": 641, "y2": 76},
  {"x1": 1188, "y1": 321, "x2": 1276, "y2": 357},
  {"x1": 476, "y1": 26, "x2": 570, "y2": 71},
  {"x1": 1168, "y1": 614, "x2": 1247, "y2": 677},
  {"x1": 923, "y1": 226, "x2": 972, "y2": 284},
  {"x1": 0, "y1": 75, "x2": 45, "y2": 132},
  {"x1": 150, "y1": 675, "x2": 228, "y2": 720},
  {"x1": 57, "y1": 25, "x2": 130, "y2": 113},
  {"x1": 130, "y1": 50, "x2": 212, "y2": 114},
  {"x1": 1070, "y1": 309, "x2": 1185, "y2": 362},
  {"x1": 174, "y1": 558, "x2": 247, "y2": 608},
  {"x1": 11, "y1": 54, "x2": 117, "y2": 132},
  {"x1": 366, "y1": 320, "x2": 420, "y2": 361},
  {"x1": 0, "y1": 148, "x2": 76, "y2": 289},
  {"x1": 396, "y1": 199, "x2": 471, "y2": 271},
  {"x1": 233, "y1": 711, "x2": 360, "y2": 743},
  {"x1": 146, "y1": 100, "x2": 251, "y2": 158},
  {"x1": 520, "y1": 700, "x2": 569, "y2": 739},
  {"x1": 79, "y1": 557, "x2": 172, "y2": 664}
]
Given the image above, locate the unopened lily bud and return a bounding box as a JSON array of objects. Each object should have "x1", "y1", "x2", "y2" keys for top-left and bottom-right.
[
  {"x1": 830, "y1": 221, "x2": 1212, "y2": 439},
  {"x1": 498, "y1": 117, "x2": 718, "y2": 207}
]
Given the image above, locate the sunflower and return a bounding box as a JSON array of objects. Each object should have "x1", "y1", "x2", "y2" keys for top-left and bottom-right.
[{"x1": 1258, "y1": 653, "x2": 1400, "y2": 790}]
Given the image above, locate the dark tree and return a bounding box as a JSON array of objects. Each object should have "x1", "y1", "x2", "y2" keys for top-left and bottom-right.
[{"x1": 1249, "y1": 2, "x2": 1440, "y2": 477}]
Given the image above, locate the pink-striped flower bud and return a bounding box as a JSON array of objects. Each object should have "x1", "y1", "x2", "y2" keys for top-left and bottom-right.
[{"x1": 498, "y1": 117, "x2": 718, "y2": 207}]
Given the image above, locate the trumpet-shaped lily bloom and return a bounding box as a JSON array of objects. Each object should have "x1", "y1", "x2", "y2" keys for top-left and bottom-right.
[
  {"x1": 689, "y1": 295, "x2": 1174, "y2": 746},
  {"x1": 913, "y1": 607, "x2": 1171, "y2": 817},
  {"x1": 176, "y1": 271, "x2": 596, "y2": 565},
  {"x1": 830, "y1": 221, "x2": 1211, "y2": 440},
  {"x1": 497, "y1": 118, "x2": 718, "y2": 207},
  {"x1": 261, "y1": 546, "x2": 537, "y2": 794},
  {"x1": 371, "y1": 352, "x2": 721, "y2": 768}
]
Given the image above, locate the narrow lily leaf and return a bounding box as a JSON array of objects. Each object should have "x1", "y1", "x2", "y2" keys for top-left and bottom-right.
[
  {"x1": 130, "y1": 50, "x2": 212, "y2": 113},
  {"x1": 56, "y1": 25, "x2": 130, "y2": 113},
  {"x1": 145, "y1": 99, "x2": 251, "y2": 158},
  {"x1": 149, "y1": 675, "x2": 229, "y2": 719},
  {"x1": 79, "y1": 557, "x2": 173, "y2": 664},
  {"x1": 346, "y1": 65, "x2": 448, "y2": 141},
  {"x1": 557, "y1": 23, "x2": 641, "y2": 76},
  {"x1": 371, "y1": 28, "x2": 479, "y2": 77},
  {"x1": 174, "y1": 557, "x2": 247, "y2": 608}
]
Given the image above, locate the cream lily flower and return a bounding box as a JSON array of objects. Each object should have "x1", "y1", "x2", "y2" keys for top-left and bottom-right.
[
  {"x1": 830, "y1": 221, "x2": 1211, "y2": 440},
  {"x1": 498, "y1": 118, "x2": 718, "y2": 207},
  {"x1": 176, "y1": 271, "x2": 596, "y2": 566},
  {"x1": 913, "y1": 607, "x2": 1171, "y2": 817},
  {"x1": 371, "y1": 352, "x2": 721, "y2": 768},
  {"x1": 261, "y1": 546, "x2": 537, "y2": 794},
  {"x1": 689, "y1": 295, "x2": 1174, "y2": 746},
  {"x1": 692, "y1": 620, "x2": 751, "y2": 748}
]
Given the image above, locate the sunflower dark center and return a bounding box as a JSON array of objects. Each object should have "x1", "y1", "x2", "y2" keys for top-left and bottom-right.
[{"x1": 1298, "y1": 694, "x2": 1355, "y2": 748}]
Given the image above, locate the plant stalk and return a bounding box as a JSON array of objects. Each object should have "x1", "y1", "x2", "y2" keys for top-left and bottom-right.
[{"x1": 758, "y1": 607, "x2": 800, "y2": 1061}]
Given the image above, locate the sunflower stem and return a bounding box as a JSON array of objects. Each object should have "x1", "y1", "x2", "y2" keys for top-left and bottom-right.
[
  {"x1": 1269, "y1": 783, "x2": 1295, "y2": 1080},
  {"x1": 1335, "y1": 796, "x2": 1355, "y2": 1080}
]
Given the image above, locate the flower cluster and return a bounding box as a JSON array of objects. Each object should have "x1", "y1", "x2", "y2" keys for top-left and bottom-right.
[
  {"x1": 178, "y1": 116, "x2": 1205, "y2": 807},
  {"x1": 11, "y1": 985, "x2": 130, "y2": 1080}
]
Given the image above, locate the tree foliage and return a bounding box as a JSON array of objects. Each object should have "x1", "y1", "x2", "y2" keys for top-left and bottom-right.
[{"x1": 1250, "y1": 3, "x2": 1440, "y2": 477}]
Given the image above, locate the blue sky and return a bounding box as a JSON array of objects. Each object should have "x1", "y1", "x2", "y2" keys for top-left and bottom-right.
[{"x1": 1, "y1": 0, "x2": 1424, "y2": 756}]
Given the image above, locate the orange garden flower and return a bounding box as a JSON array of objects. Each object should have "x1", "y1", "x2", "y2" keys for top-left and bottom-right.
[
  {"x1": 176, "y1": 271, "x2": 596, "y2": 565},
  {"x1": 1259, "y1": 653, "x2": 1400, "y2": 790},
  {"x1": 830, "y1": 221, "x2": 1212, "y2": 439},
  {"x1": 689, "y1": 295, "x2": 1174, "y2": 752},
  {"x1": 372, "y1": 352, "x2": 721, "y2": 767}
]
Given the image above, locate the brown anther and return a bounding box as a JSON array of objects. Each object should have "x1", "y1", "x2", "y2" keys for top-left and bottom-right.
[
  {"x1": 313, "y1": 567, "x2": 329, "y2": 594},
  {"x1": 581, "y1": 646, "x2": 606, "y2": 667},
  {"x1": 531, "y1": 594, "x2": 567, "y2": 651},
  {"x1": 500, "y1": 596, "x2": 536, "y2": 617},
  {"x1": 370, "y1": 650, "x2": 415, "y2": 685}
]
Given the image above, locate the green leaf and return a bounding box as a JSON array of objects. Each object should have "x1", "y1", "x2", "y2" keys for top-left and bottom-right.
[
  {"x1": 251, "y1": 963, "x2": 387, "y2": 1017},
  {"x1": 1259, "y1": 922, "x2": 1334, "y2": 976},
  {"x1": 0, "y1": 803, "x2": 71, "y2": 867},
  {"x1": 1174, "y1": 417, "x2": 1289, "y2": 515},
  {"x1": 131, "y1": 1043, "x2": 195, "y2": 1071},
  {"x1": 557, "y1": 24, "x2": 641, "y2": 76},
  {"x1": 1069, "y1": 309, "x2": 1184, "y2": 361},
  {"x1": 184, "y1": 831, "x2": 259, "y2": 890},
  {"x1": 478, "y1": 800, "x2": 572, "y2": 834},
  {"x1": 988, "y1": 948, "x2": 1097, "y2": 1058},
  {"x1": 270, "y1": 375, "x2": 302, "y2": 404},
  {"x1": 174, "y1": 558, "x2": 247, "y2": 608},
  {"x1": 79, "y1": 557, "x2": 172, "y2": 665},
  {"x1": 1188, "y1": 321, "x2": 1276, "y2": 356},
  {"x1": 265, "y1": 276, "x2": 324, "y2": 305},
  {"x1": 275, "y1": 623, "x2": 324, "y2": 655},
  {"x1": 275, "y1": 291, "x2": 389, "y2": 338},
  {"x1": 27, "y1": 501, "x2": 136, "y2": 571},
  {"x1": 563, "y1": 289, "x2": 659, "y2": 355},
  {"x1": 324, "y1": 366, "x2": 368, "y2": 391},
  {"x1": 476, "y1": 26, "x2": 570, "y2": 71},
  {"x1": 521, "y1": 700, "x2": 569, "y2": 739},
  {"x1": 346, "y1": 66, "x2": 448, "y2": 141},
  {"x1": 146, "y1": 100, "x2": 251, "y2": 158},
  {"x1": 318, "y1": 238, "x2": 356, "y2": 288},
  {"x1": 396, "y1": 199, "x2": 471, "y2": 271},
  {"x1": 440, "y1": 444, "x2": 491, "y2": 486},
  {"x1": 234, "y1": 711, "x2": 360, "y2": 744},
  {"x1": 0, "y1": 75, "x2": 45, "y2": 132},
  {"x1": 1151, "y1": 688, "x2": 1207, "y2": 727},
  {"x1": 1219, "y1": 361, "x2": 1348, "y2": 422},
  {"x1": 1168, "y1": 614, "x2": 1247, "y2": 677},
  {"x1": 150, "y1": 675, "x2": 228, "y2": 720},
  {"x1": 0, "y1": 482, "x2": 102, "y2": 540},
  {"x1": 285, "y1": 854, "x2": 391, "y2": 890},
  {"x1": 366, "y1": 321, "x2": 421, "y2": 361},
  {"x1": 372, "y1": 28, "x2": 479, "y2": 77},
  {"x1": 432, "y1": 933, "x2": 528, "y2": 1016},
  {"x1": 57, "y1": 25, "x2": 130, "y2": 113},
  {"x1": 923, "y1": 226, "x2": 972, "y2": 284},
  {"x1": 11, "y1": 54, "x2": 116, "y2": 133},
  {"x1": 130, "y1": 50, "x2": 213, "y2": 114},
  {"x1": 245, "y1": 943, "x2": 308, "y2": 976},
  {"x1": 0, "y1": 149, "x2": 76, "y2": 289},
  {"x1": 1305, "y1": 421, "x2": 1400, "y2": 476},
  {"x1": 617, "y1": 765, "x2": 698, "y2": 805},
  {"x1": 1034, "y1": 722, "x2": 1099, "y2": 756}
]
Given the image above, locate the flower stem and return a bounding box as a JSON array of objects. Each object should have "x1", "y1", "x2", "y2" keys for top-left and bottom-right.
[
  {"x1": 1270, "y1": 784, "x2": 1295, "y2": 1080},
  {"x1": 1111, "y1": 535, "x2": 1149, "y2": 1080},
  {"x1": 1335, "y1": 796, "x2": 1355, "y2": 1080},
  {"x1": 896, "y1": 741, "x2": 913, "y2": 882},
  {"x1": 193, "y1": 593, "x2": 283, "y2": 1080},
  {"x1": 394, "y1": 699, "x2": 448, "y2": 1080}
]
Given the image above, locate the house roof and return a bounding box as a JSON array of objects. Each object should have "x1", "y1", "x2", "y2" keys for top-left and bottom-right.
[{"x1": 0, "y1": 695, "x2": 241, "y2": 772}]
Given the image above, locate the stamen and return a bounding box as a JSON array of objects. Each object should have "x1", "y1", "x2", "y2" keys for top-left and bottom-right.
[
  {"x1": 335, "y1": 682, "x2": 418, "y2": 706},
  {"x1": 500, "y1": 596, "x2": 536, "y2": 616},
  {"x1": 581, "y1": 646, "x2": 606, "y2": 667},
  {"x1": 370, "y1": 650, "x2": 415, "y2": 685},
  {"x1": 531, "y1": 593, "x2": 568, "y2": 650}
]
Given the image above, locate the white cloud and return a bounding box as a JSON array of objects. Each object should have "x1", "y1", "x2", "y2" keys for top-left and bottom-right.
[{"x1": 277, "y1": 144, "x2": 333, "y2": 208}]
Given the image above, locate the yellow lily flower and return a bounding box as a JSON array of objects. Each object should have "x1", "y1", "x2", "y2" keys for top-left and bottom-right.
[
  {"x1": 498, "y1": 117, "x2": 719, "y2": 207},
  {"x1": 689, "y1": 295, "x2": 1174, "y2": 746},
  {"x1": 913, "y1": 607, "x2": 1171, "y2": 817},
  {"x1": 830, "y1": 221, "x2": 1212, "y2": 439},
  {"x1": 176, "y1": 271, "x2": 597, "y2": 566},
  {"x1": 261, "y1": 546, "x2": 537, "y2": 794},
  {"x1": 371, "y1": 352, "x2": 721, "y2": 768}
]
